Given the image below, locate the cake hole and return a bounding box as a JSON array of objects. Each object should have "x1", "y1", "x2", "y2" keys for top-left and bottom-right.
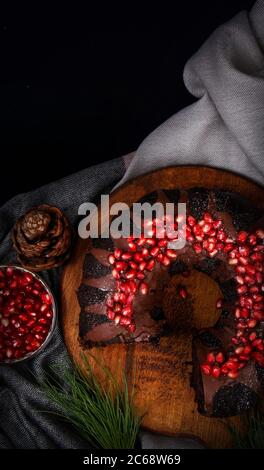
[{"x1": 162, "y1": 270, "x2": 223, "y2": 331}]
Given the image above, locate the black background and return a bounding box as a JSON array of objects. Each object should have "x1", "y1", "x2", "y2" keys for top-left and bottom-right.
[{"x1": 0, "y1": 1, "x2": 255, "y2": 206}]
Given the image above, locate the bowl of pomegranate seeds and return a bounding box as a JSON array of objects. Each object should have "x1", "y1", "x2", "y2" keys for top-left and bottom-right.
[{"x1": 0, "y1": 266, "x2": 56, "y2": 363}]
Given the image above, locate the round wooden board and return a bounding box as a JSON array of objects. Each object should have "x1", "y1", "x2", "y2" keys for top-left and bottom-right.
[{"x1": 61, "y1": 166, "x2": 264, "y2": 449}]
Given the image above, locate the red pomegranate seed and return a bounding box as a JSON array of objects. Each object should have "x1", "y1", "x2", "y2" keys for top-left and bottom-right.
[
  {"x1": 248, "y1": 234, "x2": 257, "y2": 246},
  {"x1": 216, "y1": 352, "x2": 224, "y2": 363},
  {"x1": 235, "y1": 275, "x2": 244, "y2": 285},
  {"x1": 224, "y1": 243, "x2": 235, "y2": 253},
  {"x1": 146, "y1": 260, "x2": 155, "y2": 271},
  {"x1": 137, "y1": 272, "x2": 145, "y2": 280},
  {"x1": 114, "y1": 248, "x2": 122, "y2": 259},
  {"x1": 121, "y1": 252, "x2": 132, "y2": 261},
  {"x1": 213, "y1": 220, "x2": 222, "y2": 229},
  {"x1": 115, "y1": 261, "x2": 127, "y2": 272},
  {"x1": 207, "y1": 352, "x2": 215, "y2": 364},
  {"x1": 237, "y1": 285, "x2": 248, "y2": 295},
  {"x1": 256, "y1": 229, "x2": 264, "y2": 239},
  {"x1": 137, "y1": 237, "x2": 146, "y2": 247},
  {"x1": 139, "y1": 282, "x2": 149, "y2": 295},
  {"x1": 247, "y1": 319, "x2": 257, "y2": 328},
  {"x1": 150, "y1": 246, "x2": 159, "y2": 257},
  {"x1": 212, "y1": 365, "x2": 221, "y2": 378},
  {"x1": 201, "y1": 364, "x2": 211, "y2": 375},
  {"x1": 112, "y1": 268, "x2": 120, "y2": 280},
  {"x1": 229, "y1": 259, "x2": 238, "y2": 266},
  {"x1": 193, "y1": 243, "x2": 202, "y2": 254},
  {"x1": 128, "y1": 323, "x2": 136, "y2": 333},
  {"x1": 187, "y1": 216, "x2": 196, "y2": 227},
  {"x1": 141, "y1": 248, "x2": 149, "y2": 258},
  {"x1": 249, "y1": 332, "x2": 257, "y2": 341},
  {"x1": 237, "y1": 231, "x2": 248, "y2": 244},
  {"x1": 146, "y1": 238, "x2": 156, "y2": 246},
  {"x1": 122, "y1": 306, "x2": 132, "y2": 317},
  {"x1": 236, "y1": 265, "x2": 246, "y2": 275},
  {"x1": 228, "y1": 371, "x2": 238, "y2": 379},
  {"x1": 161, "y1": 256, "x2": 170, "y2": 266},
  {"x1": 235, "y1": 346, "x2": 244, "y2": 355},
  {"x1": 166, "y1": 249, "x2": 178, "y2": 259},
  {"x1": 239, "y1": 256, "x2": 249, "y2": 267},
  {"x1": 179, "y1": 287, "x2": 187, "y2": 299},
  {"x1": 245, "y1": 264, "x2": 256, "y2": 276}
]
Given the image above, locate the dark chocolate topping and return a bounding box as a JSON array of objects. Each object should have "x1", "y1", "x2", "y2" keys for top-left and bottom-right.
[
  {"x1": 83, "y1": 253, "x2": 111, "y2": 279},
  {"x1": 212, "y1": 383, "x2": 258, "y2": 417},
  {"x1": 77, "y1": 284, "x2": 108, "y2": 308}
]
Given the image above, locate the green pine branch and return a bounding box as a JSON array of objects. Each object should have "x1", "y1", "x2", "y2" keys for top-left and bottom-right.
[{"x1": 43, "y1": 355, "x2": 142, "y2": 449}]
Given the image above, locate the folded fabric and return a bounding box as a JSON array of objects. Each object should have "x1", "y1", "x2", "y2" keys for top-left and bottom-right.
[{"x1": 118, "y1": 0, "x2": 264, "y2": 187}]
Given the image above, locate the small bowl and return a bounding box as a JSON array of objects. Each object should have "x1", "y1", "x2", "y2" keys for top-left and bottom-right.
[{"x1": 0, "y1": 265, "x2": 57, "y2": 364}]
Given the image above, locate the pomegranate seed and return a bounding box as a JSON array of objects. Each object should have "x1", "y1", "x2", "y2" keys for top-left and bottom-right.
[
  {"x1": 249, "y1": 332, "x2": 257, "y2": 341},
  {"x1": 245, "y1": 264, "x2": 256, "y2": 276},
  {"x1": 221, "y1": 365, "x2": 229, "y2": 374},
  {"x1": 237, "y1": 231, "x2": 248, "y2": 244},
  {"x1": 244, "y1": 345, "x2": 252, "y2": 355},
  {"x1": 112, "y1": 268, "x2": 120, "y2": 280},
  {"x1": 146, "y1": 238, "x2": 156, "y2": 246},
  {"x1": 161, "y1": 256, "x2": 170, "y2": 266},
  {"x1": 137, "y1": 273, "x2": 145, "y2": 281},
  {"x1": 216, "y1": 352, "x2": 224, "y2": 363},
  {"x1": 137, "y1": 237, "x2": 146, "y2": 247},
  {"x1": 224, "y1": 243, "x2": 235, "y2": 253},
  {"x1": 150, "y1": 246, "x2": 159, "y2": 257},
  {"x1": 115, "y1": 261, "x2": 127, "y2": 271},
  {"x1": 187, "y1": 216, "x2": 196, "y2": 227},
  {"x1": 228, "y1": 259, "x2": 238, "y2": 265},
  {"x1": 247, "y1": 319, "x2": 257, "y2": 328},
  {"x1": 201, "y1": 364, "x2": 211, "y2": 375},
  {"x1": 6, "y1": 267, "x2": 14, "y2": 277},
  {"x1": 235, "y1": 346, "x2": 244, "y2": 355},
  {"x1": 235, "y1": 275, "x2": 244, "y2": 285},
  {"x1": 122, "y1": 252, "x2": 133, "y2": 261},
  {"x1": 41, "y1": 292, "x2": 52, "y2": 305},
  {"x1": 212, "y1": 365, "x2": 221, "y2": 378},
  {"x1": 228, "y1": 371, "x2": 238, "y2": 379},
  {"x1": 256, "y1": 229, "x2": 264, "y2": 239},
  {"x1": 166, "y1": 249, "x2": 177, "y2": 259},
  {"x1": 146, "y1": 260, "x2": 155, "y2": 271},
  {"x1": 193, "y1": 243, "x2": 202, "y2": 254},
  {"x1": 114, "y1": 248, "x2": 122, "y2": 259},
  {"x1": 122, "y1": 306, "x2": 132, "y2": 317},
  {"x1": 213, "y1": 220, "x2": 222, "y2": 229},
  {"x1": 139, "y1": 282, "x2": 149, "y2": 295},
  {"x1": 237, "y1": 285, "x2": 248, "y2": 295},
  {"x1": 141, "y1": 248, "x2": 149, "y2": 258},
  {"x1": 236, "y1": 265, "x2": 246, "y2": 275},
  {"x1": 179, "y1": 287, "x2": 187, "y2": 299},
  {"x1": 207, "y1": 352, "x2": 215, "y2": 364},
  {"x1": 114, "y1": 315, "x2": 121, "y2": 325},
  {"x1": 248, "y1": 234, "x2": 257, "y2": 246},
  {"x1": 128, "y1": 323, "x2": 136, "y2": 333}
]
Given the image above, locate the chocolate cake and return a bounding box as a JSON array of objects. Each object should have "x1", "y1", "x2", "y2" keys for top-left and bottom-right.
[{"x1": 77, "y1": 187, "x2": 264, "y2": 417}]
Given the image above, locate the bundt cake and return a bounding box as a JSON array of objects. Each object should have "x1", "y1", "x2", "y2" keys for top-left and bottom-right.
[{"x1": 77, "y1": 187, "x2": 264, "y2": 417}]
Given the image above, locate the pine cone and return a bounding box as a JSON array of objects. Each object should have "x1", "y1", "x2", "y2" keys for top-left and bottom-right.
[{"x1": 12, "y1": 204, "x2": 72, "y2": 271}]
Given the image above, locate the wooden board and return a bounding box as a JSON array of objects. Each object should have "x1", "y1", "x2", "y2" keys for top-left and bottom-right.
[{"x1": 61, "y1": 166, "x2": 264, "y2": 448}]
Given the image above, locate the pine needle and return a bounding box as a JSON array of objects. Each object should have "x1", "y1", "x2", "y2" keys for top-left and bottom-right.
[
  {"x1": 42, "y1": 354, "x2": 141, "y2": 449},
  {"x1": 227, "y1": 410, "x2": 264, "y2": 449}
]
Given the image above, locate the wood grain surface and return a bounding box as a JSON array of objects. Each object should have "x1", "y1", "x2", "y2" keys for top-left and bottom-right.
[{"x1": 61, "y1": 166, "x2": 264, "y2": 448}]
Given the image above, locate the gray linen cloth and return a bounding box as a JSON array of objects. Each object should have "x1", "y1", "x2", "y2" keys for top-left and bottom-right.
[
  {"x1": 118, "y1": 0, "x2": 264, "y2": 188},
  {"x1": 0, "y1": 0, "x2": 263, "y2": 449}
]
